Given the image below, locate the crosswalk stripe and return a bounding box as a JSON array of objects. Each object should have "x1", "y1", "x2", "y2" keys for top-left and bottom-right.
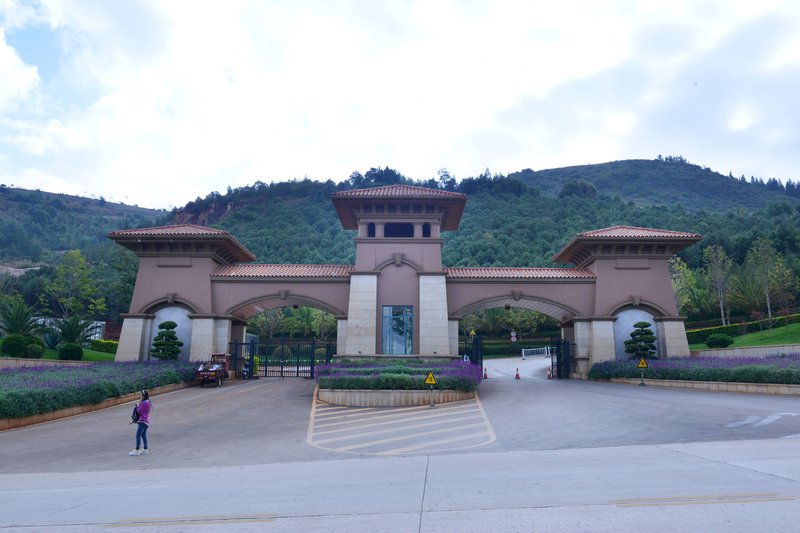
[
  {"x1": 332, "y1": 422, "x2": 489, "y2": 452},
  {"x1": 376, "y1": 431, "x2": 493, "y2": 455},
  {"x1": 307, "y1": 392, "x2": 496, "y2": 455},
  {"x1": 315, "y1": 413, "x2": 485, "y2": 443}
]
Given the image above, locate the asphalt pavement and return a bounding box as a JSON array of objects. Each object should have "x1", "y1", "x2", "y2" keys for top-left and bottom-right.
[{"x1": 2, "y1": 356, "x2": 799, "y2": 532}]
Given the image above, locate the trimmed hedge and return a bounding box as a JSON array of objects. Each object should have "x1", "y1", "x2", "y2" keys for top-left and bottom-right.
[
  {"x1": 0, "y1": 361, "x2": 196, "y2": 419},
  {"x1": 588, "y1": 355, "x2": 800, "y2": 384},
  {"x1": 686, "y1": 314, "x2": 800, "y2": 344},
  {"x1": 1, "y1": 334, "x2": 45, "y2": 358},
  {"x1": 90, "y1": 339, "x2": 119, "y2": 354}
]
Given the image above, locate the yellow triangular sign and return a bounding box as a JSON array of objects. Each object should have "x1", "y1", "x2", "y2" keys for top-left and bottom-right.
[
  {"x1": 637, "y1": 358, "x2": 648, "y2": 369},
  {"x1": 425, "y1": 371, "x2": 437, "y2": 385}
]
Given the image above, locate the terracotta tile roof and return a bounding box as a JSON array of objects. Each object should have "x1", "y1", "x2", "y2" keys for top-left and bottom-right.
[
  {"x1": 108, "y1": 223, "x2": 256, "y2": 263},
  {"x1": 576, "y1": 225, "x2": 700, "y2": 239},
  {"x1": 108, "y1": 224, "x2": 231, "y2": 237},
  {"x1": 445, "y1": 267, "x2": 595, "y2": 279},
  {"x1": 214, "y1": 264, "x2": 354, "y2": 278},
  {"x1": 332, "y1": 184, "x2": 466, "y2": 200}
]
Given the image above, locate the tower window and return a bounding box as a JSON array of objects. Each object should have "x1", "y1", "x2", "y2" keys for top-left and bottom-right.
[
  {"x1": 368, "y1": 223, "x2": 376, "y2": 237},
  {"x1": 384, "y1": 223, "x2": 413, "y2": 237}
]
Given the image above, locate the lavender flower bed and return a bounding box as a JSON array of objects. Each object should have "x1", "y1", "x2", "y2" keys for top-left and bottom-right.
[
  {"x1": 0, "y1": 361, "x2": 196, "y2": 419},
  {"x1": 589, "y1": 354, "x2": 800, "y2": 384},
  {"x1": 317, "y1": 358, "x2": 482, "y2": 392}
]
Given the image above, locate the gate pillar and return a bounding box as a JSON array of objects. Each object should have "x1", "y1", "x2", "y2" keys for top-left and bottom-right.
[
  {"x1": 336, "y1": 319, "x2": 348, "y2": 356},
  {"x1": 655, "y1": 317, "x2": 691, "y2": 357},
  {"x1": 343, "y1": 274, "x2": 378, "y2": 355},
  {"x1": 188, "y1": 315, "x2": 219, "y2": 361},
  {"x1": 448, "y1": 320, "x2": 459, "y2": 356},
  {"x1": 115, "y1": 314, "x2": 153, "y2": 362},
  {"x1": 418, "y1": 273, "x2": 451, "y2": 355},
  {"x1": 569, "y1": 318, "x2": 616, "y2": 377}
]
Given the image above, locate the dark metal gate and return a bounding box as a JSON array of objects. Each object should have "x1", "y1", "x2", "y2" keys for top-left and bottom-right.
[
  {"x1": 229, "y1": 339, "x2": 335, "y2": 379},
  {"x1": 460, "y1": 335, "x2": 483, "y2": 374},
  {"x1": 550, "y1": 339, "x2": 576, "y2": 379}
]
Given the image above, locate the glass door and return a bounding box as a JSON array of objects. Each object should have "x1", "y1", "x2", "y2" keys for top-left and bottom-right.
[{"x1": 381, "y1": 305, "x2": 413, "y2": 355}]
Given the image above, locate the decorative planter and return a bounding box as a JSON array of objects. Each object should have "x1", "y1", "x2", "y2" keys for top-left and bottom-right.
[{"x1": 317, "y1": 387, "x2": 475, "y2": 407}]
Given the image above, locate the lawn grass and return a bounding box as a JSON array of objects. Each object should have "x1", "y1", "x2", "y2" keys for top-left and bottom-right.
[
  {"x1": 689, "y1": 321, "x2": 800, "y2": 351},
  {"x1": 42, "y1": 348, "x2": 115, "y2": 362}
]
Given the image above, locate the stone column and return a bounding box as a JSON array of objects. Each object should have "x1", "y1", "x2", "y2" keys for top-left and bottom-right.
[
  {"x1": 589, "y1": 319, "x2": 617, "y2": 366},
  {"x1": 344, "y1": 274, "x2": 378, "y2": 355},
  {"x1": 655, "y1": 317, "x2": 691, "y2": 357},
  {"x1": 115, "y1": 314, "x2": 153, "y2": 362},
  {"x1": 336, "y1": 319, "x2": 348, "y2": 356},
  {"x1": 230, "y1": 323, "x2": 246, "y2": 345},
  {"x1": 188, "y1": 315, "x2": 215, "y2": 361},
  {"x1": 448, "y1": 320, "x2": 460, "y2": 356},
  {"x1": 214, "y1": 318, "x2": 232, "y2": 354},
  {"x1": 418, "y1": 274, "x2": 451, "y2": 355}
]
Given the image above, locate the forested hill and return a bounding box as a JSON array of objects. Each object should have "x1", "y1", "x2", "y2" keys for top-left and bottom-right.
[
  {"x1": 0, "y1": 186, "x2": 167, "y2": 264},
  {"x1": 508, "y1": 157, "x2": 798, "y2": 211},
  {"x1": 1, "y1": 157, "x2": 799, "y2": 271},
  {"x1": 169, "y1": 163, "x2": 800, "y2": 271}
]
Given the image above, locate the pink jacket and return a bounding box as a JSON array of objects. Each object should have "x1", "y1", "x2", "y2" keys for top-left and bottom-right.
[{"x1": 136, "y1": 400, "x2": 151, "y2": 425}]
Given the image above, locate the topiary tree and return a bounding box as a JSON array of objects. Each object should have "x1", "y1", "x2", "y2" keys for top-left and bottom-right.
[
  {"x1": 624, "y1": 321, "x2": 657, "y2": 360},
  {"x1": 151, "y1": 321, "x2": 183, "y2": 360}
]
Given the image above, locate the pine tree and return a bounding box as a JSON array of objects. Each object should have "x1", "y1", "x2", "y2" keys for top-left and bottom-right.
[
  {"x1": 624, "y1": 321, "x2": 657, "y2": 360},
  {"x1": 151, "y1": 321, "x2": 183, "y2": 360}
]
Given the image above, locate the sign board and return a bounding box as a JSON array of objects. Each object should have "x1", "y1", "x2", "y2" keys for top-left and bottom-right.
[
  {"x1": 637, "y1": 358, "x2": 649, "y2": 369},
  {"x1": 425, "y1": 371, "x2": 437, "y2": 385},
  {"x1": 469, "y1": 329, "x2": 476, "y2": 337}
]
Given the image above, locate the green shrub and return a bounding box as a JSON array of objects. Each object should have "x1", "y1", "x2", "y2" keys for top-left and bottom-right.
[
  {"x1": 271, "y1": 345, "x2": 294, "y2": 358},
  {"x1": 314, "y1": 347, "x2": 328, "y2": 358},
  {"x1": 2, "y1": 334, "x2": 30, "y2": 357},
  {"x1": 25, "y1": 344, "x2": 44, "y2": 358},
  {"x1": 58, "y1": 343, "x2": 84, "y2": 360},
  {"x1": 705, "y1": 334, "x2": 734, "y2": 348}
]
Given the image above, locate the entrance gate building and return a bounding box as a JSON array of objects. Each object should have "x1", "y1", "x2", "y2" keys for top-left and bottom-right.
[{"x1": 110, "y1": 185, "x2": 700, "y2": 378}]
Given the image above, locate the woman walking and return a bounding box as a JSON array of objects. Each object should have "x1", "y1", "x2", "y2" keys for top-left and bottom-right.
[{"x1": 129, "y1": 390, "x2": 151, "y2": 456}]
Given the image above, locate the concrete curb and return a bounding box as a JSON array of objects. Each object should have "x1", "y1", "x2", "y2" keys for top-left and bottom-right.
[
  {"x1": 317, "y1": 388, "x2": 475, "y2": 407},
  {"x1": 606, "y1": 377, "x2": 800, "y2": 396},
  {"x1": 0, "y1": 381, "x2": 194, "y2": 431}
]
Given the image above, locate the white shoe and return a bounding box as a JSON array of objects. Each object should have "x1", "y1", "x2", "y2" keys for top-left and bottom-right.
[
  {"x1": 129, "y1": 450, "x2": 141, "y2": 456},
  {"x1": 141, "y1": 449, "x2": 149, "y2": 455}
]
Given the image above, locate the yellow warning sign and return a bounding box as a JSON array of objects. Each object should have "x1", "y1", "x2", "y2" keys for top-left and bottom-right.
[
  {"x1": 637, "y1": 358, "x2": 649, "y2": 369},
  {"x1": 425, "y1": 371, "x2": 437, "y2": 385}
]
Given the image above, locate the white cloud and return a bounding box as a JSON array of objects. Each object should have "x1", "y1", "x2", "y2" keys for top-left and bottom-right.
[{"x1": 0, "y1": 0, "x2": 799, "y2": 207}]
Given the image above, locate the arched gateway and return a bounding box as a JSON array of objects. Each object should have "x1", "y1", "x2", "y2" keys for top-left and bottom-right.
[{"x1": 110, "y1": 185, "x2": 700, "y2": 378}]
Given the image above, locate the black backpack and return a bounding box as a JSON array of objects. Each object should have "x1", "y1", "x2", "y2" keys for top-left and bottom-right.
[{"x1": 131, "y1": 404, "x2": 140, "y2": 424}]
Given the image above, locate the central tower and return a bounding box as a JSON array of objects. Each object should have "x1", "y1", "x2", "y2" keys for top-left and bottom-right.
[{"x1": 331, "y1": 185, "x2": 467, "y2": 356}]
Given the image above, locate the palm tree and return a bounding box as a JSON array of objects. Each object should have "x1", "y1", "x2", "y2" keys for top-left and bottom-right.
[
  {"x1": 0, "y1": 300, "x2": 47, "y2": 336},
  {"x1": 51, "y1": 315, "x2": 99, "y2": 345}
]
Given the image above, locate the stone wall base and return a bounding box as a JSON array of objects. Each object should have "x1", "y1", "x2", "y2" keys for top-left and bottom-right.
[
  {"x1": 317, "y1": 387, "x2": 475, "y2": 407},
  {"x1": 0, "y1": 382, "x2": 192, "y2": 431},
  {"x1": 607, "y1": 377, "x2": 800, "y2": 396}
]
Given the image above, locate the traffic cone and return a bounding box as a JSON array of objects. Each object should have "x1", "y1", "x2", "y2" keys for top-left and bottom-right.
[
  {"x1": 546, "y1": 367, "x2": 552, "y2": 380},
  {"x1": 515, "y1": 368, "x2": 520, "y2": 379},
  {"x1": 483, "y1": 367, "x2": 488, "y2": 379}
]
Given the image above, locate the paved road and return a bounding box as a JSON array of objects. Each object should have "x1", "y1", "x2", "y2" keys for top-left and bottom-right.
[{"x1": 2, "y1": 357, "x2": 800, "y2": 531}]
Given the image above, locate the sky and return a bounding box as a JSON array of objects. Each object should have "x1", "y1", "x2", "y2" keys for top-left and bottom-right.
[{"x1": 0, "y1": 1, "x2": 798, "y2": 210}]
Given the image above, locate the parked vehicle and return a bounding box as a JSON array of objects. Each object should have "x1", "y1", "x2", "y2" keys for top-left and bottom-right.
[{"x1": 195, "y1": 353, "x2": 229, "y2": 387}]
